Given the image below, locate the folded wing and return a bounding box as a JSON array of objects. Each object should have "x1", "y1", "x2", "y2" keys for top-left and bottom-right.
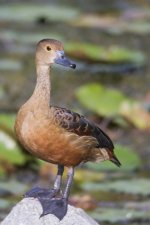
[{"x1": 52, "y1": 106, "x2": 121, "y2": 167}]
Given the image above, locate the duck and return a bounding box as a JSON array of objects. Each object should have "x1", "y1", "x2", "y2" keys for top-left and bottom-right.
[{"x1": 15, "y1": 39, "x2": 121, "y2": 220}]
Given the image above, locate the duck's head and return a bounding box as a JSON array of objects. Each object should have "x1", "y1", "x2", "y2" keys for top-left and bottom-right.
[{"x1": 36, "y1": 39, "x2": 76, "y2": 69}]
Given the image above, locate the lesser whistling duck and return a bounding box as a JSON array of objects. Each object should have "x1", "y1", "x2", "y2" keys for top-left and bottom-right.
[{"x1": 15, "y1": 39, "x2": 121, "y2": 220}]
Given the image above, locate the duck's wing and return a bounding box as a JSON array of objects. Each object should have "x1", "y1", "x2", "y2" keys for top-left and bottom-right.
[{"x1": 52, "y1": 106, "x2": 121, "y2": 167}]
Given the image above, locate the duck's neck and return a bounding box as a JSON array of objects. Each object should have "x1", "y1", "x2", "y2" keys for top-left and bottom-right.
[{"x1": 31, "y1": 63, "x2": 51, "y2": 112}]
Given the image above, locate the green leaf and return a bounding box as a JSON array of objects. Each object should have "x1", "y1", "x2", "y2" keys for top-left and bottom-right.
[
  {"x1": 0, "y1": 86, "x2": 5, "y2": 99},
  {"x1": 0, "y1": 4, "x2": 79, "y2": 23},
  {"x1": 0, "y1": 59, "x2": 22, "y2": 71},
  {"x1": 75, "y1": 83, "x2": 134, "y2": 117},
  {"x1": 124, "y1": 22, "x2": 150, "y2": 34},
  {"x1": 0, "y1": 30, "x2": 63, "y2": 46},
  {"x1": 86, "y1": 144, "x2": 141, "y2": 171},
  {"x1": 66, "y1": 42, "x2": 145, "y2": 64},
  {"x1": 90, "y1": 207, "x2": 150, "y2": 223},
  {"x1": 0, "y1": 114, "x2": 25, "y2": 165},
  {"x1": 0, "y1": 199, "x2": 10, "y2": 209},
  {"x1": 76, "y1": 83, "x2": 150, "y2": 129},
  {"x1": 81, "y1": 178, "x2": 150, "y2": 196},
  {"x1": 0, "y1": 114, "x2": 16, "y2": 129},
  {"x1": 0, "y1": 179, "x2": 28, "y2": 195},
  {"x1": 120, "y1": 102, "x2": 150, "y2": 129},
  {"x1": 0, "y1": 131, "x2": 26, "y2": 165}
]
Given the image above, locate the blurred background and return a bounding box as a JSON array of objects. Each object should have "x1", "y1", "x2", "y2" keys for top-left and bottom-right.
[{"x1": 0, "y1": 0, "x2": 150, "y2": 224}]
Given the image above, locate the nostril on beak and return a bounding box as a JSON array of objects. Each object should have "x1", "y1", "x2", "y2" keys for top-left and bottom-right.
[{"x1": 70, "y1": 64, "x2": 76, "y2": 69}]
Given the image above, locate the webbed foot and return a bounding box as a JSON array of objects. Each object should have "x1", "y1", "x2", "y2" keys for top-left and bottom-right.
[
  {"x1": 24, "y1": 187, "x2": 57, "y2": 199},
  {"x1": 40, "y1": 198, "x2": 68, "y2": 220}
]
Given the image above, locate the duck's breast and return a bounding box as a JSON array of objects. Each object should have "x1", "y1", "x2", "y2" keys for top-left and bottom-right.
[{"x1": 15, "y1": 108, "x2": 103, "y2": 167}]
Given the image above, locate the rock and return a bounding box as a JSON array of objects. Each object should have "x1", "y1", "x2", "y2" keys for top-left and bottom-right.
[{"x1": 1, "y1": 198, "x2": 99, "y2": 225}]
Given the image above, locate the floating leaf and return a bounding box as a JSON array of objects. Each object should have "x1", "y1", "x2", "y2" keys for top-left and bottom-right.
[
  {"x1": 71, "y1": 15, "x2": 118, "y2": 29},
  {"x1": 0, "y1": 30, "x2": 63, "y2": 45},
  {"x1": 66, "y1": 42, "x2": 145, "y2": 64},
  {"x1": 72, "y1": 13, "x2": 150, "y2": 34},
  {"x1": 0, "y1": 114, "x2": 16, "y2": 129},
  {"x1": 122, "y1": 22, "x2": 150, "y2": 34},
  {"x1": 76, "y1": 83, "x2": 134, "y2": 117},
  {"x1": 76, "y1": 83, "x2": 150, "y2": 129},
  {"x1": 0, "y1": 59, "x2": 22, "y2": 71},
  {"x1": 0, "y1": 179, "x2": 28, "y2": 195},
  {"x1": 86, "y1": 144, "x2": 141, "y2": 171},
  {"x1": 82, "y1": 178, "x2": 150, "y2": 196},
  {"x1": 75, "y1": 169, "x2": 105, "y2": 183},
  {"x1": 90, "y1": 207, "x2": 150, "y2": 223},
  {"x1": 0, "y1": 131, "x2": 26, "y2": 165},
  {"x1": 0, "y1": 199, "x2": 10, "y2": 209},
  {"x1": 0, "y1": 4, "x2": 79, "y2": 23},
  {"x1": 0, "y1": 86, "x2": 5, "y2": 99},
  {"x1": 120, "y1": 102, "x2": 150, "y2": 129}
]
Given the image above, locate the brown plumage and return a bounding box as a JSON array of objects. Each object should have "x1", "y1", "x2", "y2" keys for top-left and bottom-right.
[
  {"x1": 52, "y1": 106, "x2": 120, "y2": 166},
  {"x1": 15, "y1": 39, "x2": 121, "y2": 219}
]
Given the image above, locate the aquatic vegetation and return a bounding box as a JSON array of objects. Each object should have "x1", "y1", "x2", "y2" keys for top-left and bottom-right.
[
  {"x1": 66, "y1": 42, "x2": 145, "y2": 65},
  {"x1": 0, "y1": 114, "x2": 34, "y2": 175},
  {"x1": 0, "y1": 179, "x2": 28, "y2": 195},
  {"x1": 90, "y1": 207, "x2": 150, "y2": 223},
  {"x1": 76, "y1": 83, "x2": 150, "y2": 129},
  {"x1": 81, "y1": 178, "x2": 150, "y2": 196},
  {"x1": 0, "y1": 132, "x2": 26, "y2": 166},
  {"x1": 0, "y1": 60, "x2": 22, "y2": 71},
  {"x1": 0, "y1": 1, "x2": 150, "y2": 224},
  {"x1": 0, "y1": 4, "x2": 79, "y2": 23},
  {"x1": 71, "y1": 9, "x2": 150, "y2": 35}
]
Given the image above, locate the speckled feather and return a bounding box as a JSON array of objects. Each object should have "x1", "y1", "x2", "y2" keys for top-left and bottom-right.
[
  {"x1": 52, "y1": 106, "x2": 121, "y2": 167},
  {"x1": 52, "y1": 106, "x2": 113, "y2": 149}
]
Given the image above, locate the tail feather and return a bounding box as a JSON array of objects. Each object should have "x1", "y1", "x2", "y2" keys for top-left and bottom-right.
[{"x1": 110, "y1": 155, "x2": 121, "y2": 167}]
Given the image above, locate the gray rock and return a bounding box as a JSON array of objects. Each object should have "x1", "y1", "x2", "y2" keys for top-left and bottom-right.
[{"x1": 1, "y1": 198, "x2": 99, "y2": 225}]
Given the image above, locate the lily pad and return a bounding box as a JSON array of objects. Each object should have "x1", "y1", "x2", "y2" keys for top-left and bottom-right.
[
  {"x1": 72, "y1": 12, "x2": 150, "y2": 35},
  {"x1": 0, "y1": 30, "x2": 63, "y2": 45},
  {"x1": 86, "y1": 144, "x2": 141, "y2": 171},
  {"x1": 90, "y1": 207, "x2": 150, "y2": 223},
  {"x1": 0, "y1": 114, "x2": 26, "y2": 166},
  {"x1": 0, "y1": 114, "x2": 16, "y2": 129},
  {"x1": 0, "y1": 4, "x2": 79, "y2": 23},
  {"x1": 0, "y1": 179, "x2": 28, "y2": 195},
  {"x1": 76, "y1": 83, "x2": 135, "y2": 117},
  {"x1": 81, "y1": 178, "x2": 150, "y2": 196},
  {"x1": 120, "y1": 102, "x2": 150, "y2": 129},
  {"x1": 0, "y1": 131, "x2": 26, "y2": 165},
  {"x1": 75, "y1": 169, "x2": 105, "y2": 183},
  {"x1": 75, "y1": 83, "x2": 150, "y2": 129},
  {"x1": 0, "y1": 59, "x2": 22, "y2": 71},
  {"x1": 0, "y1": 86, "x2": 5, "y2": 99},
  {"x1": 124, "y1": 22, "x2": 150, "y2": 34},
  {"x1": 66, "y1": 42, "x2": 145, "y2": 64},
  {"x1": 0, "y1": 199, "x2": 10, "y2": 209}
]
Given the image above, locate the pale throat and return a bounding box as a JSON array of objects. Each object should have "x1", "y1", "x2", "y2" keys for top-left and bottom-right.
[{"x1": 32, "y1": 63, "x2": 51, "y2": 110}]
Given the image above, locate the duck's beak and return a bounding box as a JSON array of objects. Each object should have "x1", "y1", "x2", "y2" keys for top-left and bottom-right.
[{"x1": 54, "y1": 50, "x2": 76, "y2": 69}]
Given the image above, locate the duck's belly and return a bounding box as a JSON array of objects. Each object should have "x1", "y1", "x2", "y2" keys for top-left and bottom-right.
[{"x1": 15, "y1": 113, "x2": 88, "y2": 167}]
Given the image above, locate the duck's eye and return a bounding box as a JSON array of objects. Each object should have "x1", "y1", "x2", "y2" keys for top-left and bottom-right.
[{"x1": 46, "y1": 46, "x2": 51, "y2": 51}]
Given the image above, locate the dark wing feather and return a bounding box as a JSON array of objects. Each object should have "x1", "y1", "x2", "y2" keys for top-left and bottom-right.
[
  {"x1": 52, "y1": 106, "x2": 121, "y2": 167},
  {"x1": 52, "y1": 106, "x2": 114, "y2": 150}
]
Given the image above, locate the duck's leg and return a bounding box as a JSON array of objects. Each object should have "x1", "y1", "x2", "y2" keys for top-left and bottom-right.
[
  {"x1": 41, "y1": 167, "x2": 74, "y2": 220},
  {"x1": 24, "y1": 165, "x2": 64, "y2": 199},
  {"x1": 63, "y1": 167, "x2": 74, "y2": 200}
]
